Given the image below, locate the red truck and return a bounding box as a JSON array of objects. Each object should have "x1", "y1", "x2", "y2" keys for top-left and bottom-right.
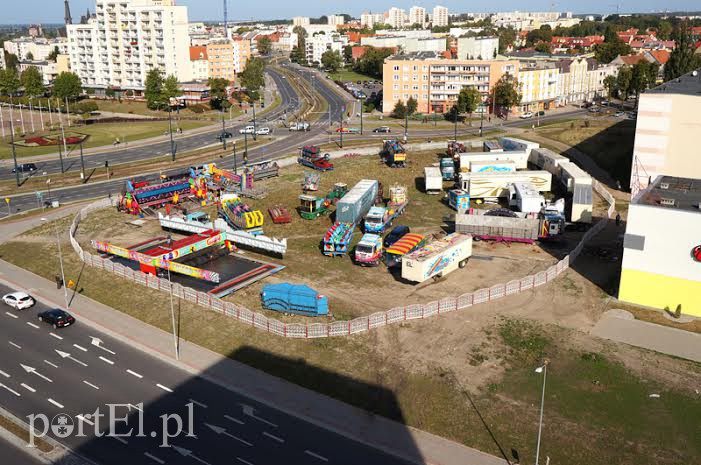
[{"x1": 298, "y1": 146, "x2": 334, "y2": 171}]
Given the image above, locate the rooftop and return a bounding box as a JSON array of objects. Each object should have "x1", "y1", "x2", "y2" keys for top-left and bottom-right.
[
  {"x1": 647, "y1": 67, "x2": 701, "y2": 96},
  {"x1": 635, "y1": 176, "x2": 701, "y2": 213}
]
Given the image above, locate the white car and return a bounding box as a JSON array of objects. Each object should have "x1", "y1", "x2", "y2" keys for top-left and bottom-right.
[
  {"x1": 239, "y1": 125, "x2": 255, "y2": 134},
  {"x1": 3, "y1": 292, "x2": 35, "y2": 310},
  {"x1": 255, "y1": 127, "x2": 271, "y2": 135},
  {"x1": 519, "y1": 112, "x2": 533, "y2": 119}
]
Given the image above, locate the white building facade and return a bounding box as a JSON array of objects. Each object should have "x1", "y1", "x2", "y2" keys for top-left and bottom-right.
[
  {"x1": 457, "y1": 36, "x2": 499, "y2": 60},
  {"x1": 432, "y1": 6, "x2": 449, "y2": 27},
  {"x1": 408, "y1": 7, "x2": 426, "y2": 28}
]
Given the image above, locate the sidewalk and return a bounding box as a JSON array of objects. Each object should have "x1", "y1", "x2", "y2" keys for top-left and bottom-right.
[
  {"x1": 591, "y1": 310, "x2": 701, "y2": 363},
  {"x1": 0, "y1": 211, "x2": 505, "y2": 465}
]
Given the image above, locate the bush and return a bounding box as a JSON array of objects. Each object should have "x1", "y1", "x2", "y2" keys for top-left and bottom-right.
[
  {"x1": 187, "y1": 104, "x2": 207, "y2": 114},
  {"x1": 69, "y1": 101, "x2": 99, "y2": 114}
]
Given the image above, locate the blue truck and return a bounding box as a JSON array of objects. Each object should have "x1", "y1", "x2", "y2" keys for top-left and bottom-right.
[
  {"x1": 260, "y1": 283, "x2": 329, "y2": 317},
  {"x1": 440, "y1": 158, "x2": 455, "y2": 181}
]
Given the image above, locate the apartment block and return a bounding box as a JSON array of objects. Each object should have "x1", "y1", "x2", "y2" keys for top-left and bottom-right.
[
  {"x1": 189, "y1": 45, "x2": 208, "y2": 81},
  {"x1": 292, "y1": 16, "x2": 310, "y2": 28},
  {"x1": 386, "y1": 8, "x2": 407, "y2": 29},
  {"x1": 327, "y1": 15, "x2": 345, "y2": 27},
  {"x1": 362, "y1": 35, "x2": 446, "y2": 54},
  {"x1": 18, "y1": 60, "x2": 58, "y2": 85},
  {"x1": 360, "y1": 12, "x2": 384, "y2": 29},
  {"x1": 382, "y1": 53, "x2": 518, "y2": 114},
  {"x1": 432, "y1": 6, "x2": 449, "y2": 27},
  {"x1": 457, "y1": 36, "x2": 499, "y2": 60},
  {"x1": 4, "y1": 37, "x2": 69, "y2": 61},
  {"x1": 408, "y1": 7, "x2": 426, "y2": 28},
  {"x1": 305, "y1": 33, "x2": 348, "y2": 65},
  {"x1": 67, "y1": 0, "x2": 192, "y2": 92},
  {"x1": 232, "y1": 38, "x2": 251, "y2": 74},
  {"x1": 206, "y1": 40, "x2": 235, "y2": 82},
  {"x1": 516, "y1": 64, "x2": 559, "y2": 112}
]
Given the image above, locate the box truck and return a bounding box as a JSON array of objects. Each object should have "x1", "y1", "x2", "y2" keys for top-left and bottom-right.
[
  {"x1": 459, "y1": 171, "x2": 552, "y2": 199},
  {"x1": 424, "y1": 167, "x2": 443, "y2": 194}
]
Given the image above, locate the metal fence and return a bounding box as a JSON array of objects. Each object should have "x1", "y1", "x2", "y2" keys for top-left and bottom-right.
[{"x1": 69, "y1": 181, "x2": 616, "y2": 339}]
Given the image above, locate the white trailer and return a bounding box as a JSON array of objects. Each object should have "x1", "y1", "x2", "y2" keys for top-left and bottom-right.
[
  {"x1": 508, "y1": 181, "x2": 545, "y2": 213},
  {"x1": 459, "y1": 151, "x2": 529, "y2": 171},
  {"x1": 402, "y1": 233, "x2": 473, "y2": 283},
  {"x1": 459, "y1": 171, "x2": 552, "y2": 199},
  {"x1": 469, "y1": 160, "x2": 517, "y2": 173},
  {"x1": 559, "y1": 161, "x2": 593, "y2": 224},
  {"x1": 424, "y1": 167, "x2": 443, "y2": 194},
  {"x1": 529, "y1": 147, "x2": 568, "y2": 176}
]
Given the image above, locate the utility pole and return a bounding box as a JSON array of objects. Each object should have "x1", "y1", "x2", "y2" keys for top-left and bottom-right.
[
  {"x1": 403, "y1": 110, "x2": 408, "y2": 143},
  {"x1": 29, "y1": 99, "x2": 35, "y2": 133},
  {"x1": 10, "y1": 118, "x2": 20, "y2": 187},
  {"x1": 454, "y1": 108, "x2": 458, "y2": 141},
  {"x1": 220, "y1": 108, "x2": 226, "y2": 151},
  {"x1": 168, "y1": 106, "x2": 176, "y2": 161},
  {"x1": 252, "y1": 102, "x2": 257, "y2": 141},
  {"x1": 339, "y1": 112, "x2": 343, "y2": 149},
  {"x1": 0, "y1": 103, "x2": 5, "y2": 139},
  {"x1": 359, "y1": 99, "x2": 363, "y2": 135},
  {"x1": 535, "y1": 361, "x2": 549, "y2": 465},
  {"x1": 57, "y1": 132, "x2": 65, "y2": 174},
  {"x1": 233, "y1": 141, "x2": 237, "y2": 174},
  {"x1": 65, "y1": 96, "x2": 71, "y2": 127},
  {"x1": 480, "y1": 104, "x2": 484, "y2": 137},
  {"x1": 79, "y1": 140, "x2": 85, "y2": 182}
]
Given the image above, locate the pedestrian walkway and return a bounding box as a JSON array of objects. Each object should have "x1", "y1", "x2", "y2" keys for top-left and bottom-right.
[
  {"x1": 591, "y1": 310, "x2": 701, "y2": 363},
  {"x1": 0, "y1": 209, "x2": 505, "y2": 465}
]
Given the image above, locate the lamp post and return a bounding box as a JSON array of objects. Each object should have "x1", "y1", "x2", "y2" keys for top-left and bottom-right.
[
  {"x1": 10, "y1": 114, "x2": 20, "y2": 187},
  {"x1": 220, "y1": 107, "x2": 226, "y2": 151},
  {"x1": 79, "y1": 140, "x2": 86, "y2": 182},
  {"x1": 453, "y1": 107, "x2": 458, "y2": 141},
  {"x1": 252, "y1": 101, "x2": 257, "y2": 141},
  {"x1": 403, "y1": 109, "x2": 408, "y2": 143},
  {"x1": 358, "y1": 99, "x2": 363, "y2": 135},
  {"x1": 29, "y1": 98, "x2": 35, "y2": 133},
  {"x1": 339, "y1": 111, "x2": 343, "y2": 149},
  {"x1": 233, "y1": 140, "x2": 237, "y2": 174},
  {"x1": 168, "y1": 105, "x2": 176, "y2": 161},
  {"x1": 43, "y1": 215, "x2": 68, "y2": 308},
  {"x1": 166, "y1": 267, "x2": 179, "y2": 361},
  {"x1": 534, "y1": 360, "x2": 549, "y2": 465}
]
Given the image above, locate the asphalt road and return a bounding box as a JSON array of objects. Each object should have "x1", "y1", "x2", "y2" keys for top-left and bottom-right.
[
  {"x1": 0, "y1": 283, "x2": 417, "y2": 465},
  {"x1": 0, "y1": 437, "x2": 43, "y2": 465}
]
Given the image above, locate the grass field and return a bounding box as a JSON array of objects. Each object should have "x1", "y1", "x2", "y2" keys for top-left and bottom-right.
[
  {"x1": 93, "y1": 100, "x2": 244, "y2": 121},
  {"x1": 328, "y1": 69, "x2": 377, "y2": 82},
  {"x1": 0, "y1": 120, "x2": 209, "y2": 160}
]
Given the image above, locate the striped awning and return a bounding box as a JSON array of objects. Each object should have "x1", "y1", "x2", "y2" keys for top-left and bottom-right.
[{"x1": 386, "y1": 233, "x2": 425, "y2": 256}]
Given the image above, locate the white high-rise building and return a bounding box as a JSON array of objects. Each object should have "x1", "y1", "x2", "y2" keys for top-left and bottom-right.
[
  {"x1": 387, "y1": 8, "x2": 407, "y2": 29},
  {"x1": 361, "y1": 12, "x2": 375, "y2": 29},
  {"x1": 68, "y1": 0, "x2": 191, "y2": 92},
  {"x1": 408, "y1": 6, "x2": 426, "y2": 28},
  {"x1": 293, "y1": 16, "x2": 310, "y2": 28},
  {"x1": 327, "y1": 15, "x2": 345, "y2": 26},
  {"x1": 432, "y1": 6, "x2": 449, "y2": 27}
]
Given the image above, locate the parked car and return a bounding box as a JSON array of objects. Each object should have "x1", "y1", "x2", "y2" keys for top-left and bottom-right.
[
  {"x1": 373, "y1": 126, "x2": 391, "y2": 133},
  {"x1": 614, "y1": 111, "x2": 625, "y2": 117},
  {"x1": 217, "y1": 131, "x2": 233, "y2": 141},
  {"x1": 519, "y1": 112, "x2": 533, "y2": 119},
  {"x1": 37, "y1": 309, "x2": 75, "y2": 329},
  {"x1": 537, "y1": 110, "x2": 545, "y2": 116},
  {"x1": 239, "y1": 125, "x2": 255, "y2": 134},
  {"x1": 2, "y1": 292, "x2": 35, "y2": 310},
  {"x1": 384, "y1": 225, "x2": 410, "y2": 248},
  {"x1": 255, "y1": 127, "x2": 271, "y2": 135},
  {"x1": 588, "y1": 106, "x2": 601, "y2": 113},
  {"x1": 11, "y1": 163, "x2": 38, "y2": 174}
]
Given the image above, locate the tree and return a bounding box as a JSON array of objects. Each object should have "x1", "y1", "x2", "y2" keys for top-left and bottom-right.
[
  {"x1": 456, "y1": 86, "x2": 480, "y2": 124},
  {"x1": 603, "y1": 75, "x2": 617, "y2": 101},
  {"x1": 105, "y1": 87, "x2": 116, "y2": 99},
  {"x1": 594, "y1": 26, "x2": 632, "y2": 63},
  {"x1": 290, "y1": 45, "x2": 307, "y2": 65},
  {"x1": 664, "y1": 21, "x2": 701, "y2": 81},
  {"x1": 21, "y1": 66, "x2": 44, "y2": 97},
  {"x1": 498, "y1": 27, "x2": 516, "y2": 54},
  {"x1": 208, "y1": 77, "x2": 230, "y2": 110},
  {"x1": 162, "y1": 75, "x2": 180, "y2": 104},
  {"x1": 0, "y1": 67, "x2": 21, "y2": 96},
  {"x1": 52, "y1": 71, "x2": 82, "y2": 101},
  {"x1": 630, "y1": 61, "x2": 659, "y2": 99},
  {"x1": 342, "y1": 45, "x2": 353, "y2": 64},
  {"x1": 353, "y1": 46, "x2": 393, "y2": 79},
  {"x1": 320, "y1": 50, "x2": 342, "y2": 72},
  {"x1": 492, "y1": 74, "x2": 521, "y2": 119},
  {"x1": 390, "y1": 100, "x2": 407, "y2": 119},
  {"x1": 534, "y1": 42, "x2": 551, "y2": 53},
  {"x1": 257, "y1": 36, "x2": 272, "y2": 55},
  {"x1": 3, "y1": 51, "x2": 18, "y2": 70},
  {"x1": 616, "y1": 66, "x2": 633, "y2": 100},
  {"x1": 48, "y1": 46, "x2": 60, "y2": 61},
  {"x1": 406, "y1": 97, "x2": 418, "y2": 116},
  {"x1": 144, "y1": 68, "x2": 165, "y2": 110},
  {"x1": 26, "y1": 51, "x2": 34, "y2": 61},
  {"x1": 240, "y1": 57, "x2": 265, "y2": 92}
]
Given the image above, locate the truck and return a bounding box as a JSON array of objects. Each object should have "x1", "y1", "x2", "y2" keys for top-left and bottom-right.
[
  {"x1": 381, "y1": 140, "x2": 406, "y2": 168},
  {"x1": 322, "y1": 222, "x2": 355, "y2": 256},
  {"x1": 335, "y1": 179, "x2": 379, "y2": 225},
  {"x1": 469, "y1": 160, "x2": 516, "y2": 174},
  {"x1": 401, "y1": 233, "x2": 473, "y2": 283},
  {"x1": 298, "y1": 146, "x2": 334, "y2": 171},
  {"x1": 448, "y1": 189, "x2": 470, "y2": 211},
  {"x1": 424, "y1": 167, "x2": 443, "y2": 194},
  {"x1": 384, "y1": 233, "x2": 427, "y2": 268},
  {"x1": 363, "y1": 186, "x2": 408, "y2": 234},
  {"x1": 260, "y1": 283, "x2": 328, "y2": 317},
  {"x1": 354, "y1": 233, "x2": 384, "y2": 266},
  {"x1": 508, "y1": 181, "x2": 545, "y2": 214},
  {"x1": 454, "y1": 208, "x2": 564, "y2": 244},
  {"x1": 440, "y1": 158, "x2": 455, "y2": 181},
  {"x1": 218, "y1": 194, "x2": 265, "y2": 235},
  {"x1": 298, "y1": 195, "x2": 331, "y2": 220},
  {"x1": 459, "y1": 170, "x2": 552, "y2": 199}
]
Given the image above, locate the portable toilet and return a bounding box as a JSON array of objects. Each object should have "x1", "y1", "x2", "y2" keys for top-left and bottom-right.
[{"x1": 261, "y1": 283, "x2": 329, "y2": 317}]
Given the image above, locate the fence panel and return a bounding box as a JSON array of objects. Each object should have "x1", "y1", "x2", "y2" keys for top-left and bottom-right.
[
  {"x1": 386, "y1": 307, "x2": 404, "y2": 325},
  {"x1": 184, "y1": 287, "x2": 198, "y2": 304},
  {"x1": 210, "y1": 298, "x2": 224, "y2": 314},
  {"x1": 329, "y1": 321, "x2": 349, "y2": 337},
  {"x1": 349, "y1": 317, "x2": 368, "y2": 334},
  {"x1": 457, "y1": 292, "x2": 474, "y2": 309},
  {"x1": 147, "y1": 275, "x2": 159, "y2": 290},
  {"x1": 534, "y1": 271, "x2": 547, "y2": 287},
  {"x1": 253, "y1": 313, "x2": 268, "y2": 330},
  {"x1": 285, "y1": 324, "x2": 306, "y2": 338},
  {"x1": 490, "y1": 284, "x2": 505, "y2": 300},
  {"x1": 423, "y1": 301, "x2": 438, "y2": 318},
  {"x1": 439, "y1": 297, "x2": 458, "y2": 314},
  {"x1": 405, "y1": 304, "x2": 423, "y2": 320},
  {"x1": 307, "y1": 323, "x2": 328, "y2": 338},
  {"x1": 224, "y1": 302, "x2": 238, "y2": 318},
  {"x1": 473, "y1": 288, "x2": 490, "y2": 304},
  {"x1": 268, "y1": 318, "x2": 285, "y2": 337},
  {"x1": 239, "y1": 308, "x2": 254, "y2": 326},
  {"x1": 505, "y1": 280, "x2": 520, "y2": 295}
]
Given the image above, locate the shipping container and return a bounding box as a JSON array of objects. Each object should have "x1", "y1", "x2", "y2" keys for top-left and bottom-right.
[{"x1": 335, "y1": 179, "x2": 379, "y2": 225}]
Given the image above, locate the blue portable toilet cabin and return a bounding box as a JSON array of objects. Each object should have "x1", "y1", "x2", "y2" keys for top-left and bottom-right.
[{"x1": 261, "y1": 283, "x2": 329, "y2": 317}]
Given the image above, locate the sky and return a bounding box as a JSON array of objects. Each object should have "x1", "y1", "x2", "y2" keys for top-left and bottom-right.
[{"x1": 2, "y1": 0, "x2": 700, "y2": 24}]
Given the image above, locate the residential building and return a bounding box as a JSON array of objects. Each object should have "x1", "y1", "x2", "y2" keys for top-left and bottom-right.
[
  {"x1": 231, "y1": 37, "x2": 251, "y2": 73},
  {"x1": 517, "y1": 63, "x2": 559, "y2": 112},
  {"x1": 327, "y1": 15, "x2": 345, "y2": 27},
  {"x1": 362, "y1": 35, "x2": 446, "y2": 54},
  {"x1": 206, "y1": 40, "x2": 235, "y2": 82},
  {"x1": 554, "y1": 56, "x2": 592, "y2": 104},
  {"x1": 305, "y1": 33, "x2": 348, "y2": 65},
  {"x1": 293, "y1": 16, "x2": 310, "y2": 28},
  {"x1": 0, "y1": 52, "x2": 5, "y2": 69},
  {"x1": 176, "y1": 82, "x2": 211, "y2": 105},
  {"x1": 67, "y1": 0, "x2": 192, "y2": 93},
  {"x1": 189, "y1": 45, "x2": 208, "y2": 81},
  {"x1": 456, "y1": 36, "x2": 499, "y2": 60},
  {"x1": 18, "y1": 60, "x2": 58, "y2": 85},
  {"x1": 386, "y1": 8, "x2": 406, "y2": 29},
  {"x1": 432, "y1": 6, "x2": 449, "y2": 27},
  {"x1": 550, "y1": 35, "x2": 604, "y2": 51},
  {"x1": 56, "y1": 54, "x2": 71, "y2": 73},
  {"x1": 618, "y1": 175, "x2": 701, "y2": 317},
  {"x1": 361, "y1": 12, "x2": 384, "y2": 29},
  {"x1": 408, "y1": 7, "x2": 426, "y2": 28},
  {"x1": 382, "y1": 53, "x2": 518, "y2": 114},
  {"x1": 352, "y1": 45, "x2": 397, "y2": 60},
  {"x1": 629, "y1": 68, "x2": 701, "y2": 194},
  {"x1": 28, "y1": 25, "x2": 44, "y2": 38},
  {"x1": 3, "y1": 37, "x2": 69, "y2": 61}
]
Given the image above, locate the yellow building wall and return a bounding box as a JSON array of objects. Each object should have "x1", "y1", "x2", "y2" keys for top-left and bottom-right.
[{"x1": 619, "y1": 268, "x2": 701, "y2": 317}]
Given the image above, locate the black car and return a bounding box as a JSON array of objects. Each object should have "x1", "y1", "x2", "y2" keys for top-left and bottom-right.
[
  {"x1": 384, "y1": 225, "x2": 410, "y2": 248},
  {"x1": 37, "y1": 309, "x2": 75, "y2": 329},
  {"x1": 11, "y1": 163, "x2": 38, "y2": 174},
  {"x1": 372, "y1": 126, "x2": 391, "y2": 133},
  {"x1": 217, "y1": 131, "x2": 233, "y2": 141}
]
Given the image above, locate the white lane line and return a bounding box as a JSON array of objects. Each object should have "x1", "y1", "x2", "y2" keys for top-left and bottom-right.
[
  {"x1": 5, "y1": 312, "x2": 18, "y2": 319},
  {"x1": 21, "y1": 383, "x2": 36, "y2": 393},
  {"x1": 188, "y1": 398, "x2": 207, "y2": 408},
  {"x1": 0, "y1": 384, "x2": 21, "y2": 397},
  {"x1": 236, "y1": 458, "x2": 255, "y2": 465},
  {"x1": 43, "y1": 360, "x2": 58, "y2": 368},
  {"x1": 156, "y1": 383, "x2": 172, "y2": 393},
  {"x1": 112, "y1": 436, "x2": 128, "y2": 445},
  {"x1": 126, "y1": 369, "x2": 143, "y2": 379},
  {"x1": 0, "y1": 369, "x2": 9, "y2": 378},
  {"x1": 73, "y1": 344, "x2": 88, "y2": 352},
  {"x1": 224, "y1": 414, "x2": 244, "y2": 425},
  {"x1": 304, "y1": 450, "x2": 328, "y2": 462},
  {"x1": 144, "y1": 452, "x2": 165, "y2": 464},
  {"x1": 49, "y1": 333, "x2": 63, "y2": 340},
  {"x1": 26, "y1": 322, "x2": 39, "y2": 329},
  {"x1": 8, "y1": 341, "x2": 21, "y2": 349},
  {"x1": 47, "y1": 398, "x2": 64, "y2": 409},
  {"x1": 76, "y1": 414, "x2": 95, "y2": 426},
  {"x1": 99, "y1": 356, "x2": 114, "y2": 365},
  {"x1": 262, "y1": 431, "x2": 284, "y2": 443},
  {"x1": 83, "y1": 380, "x2": 100, "y2": 390}
]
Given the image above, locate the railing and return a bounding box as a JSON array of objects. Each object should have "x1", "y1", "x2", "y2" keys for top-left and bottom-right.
[{"x1": 70, "y1": 182, "x2": 616, "y2": 339}]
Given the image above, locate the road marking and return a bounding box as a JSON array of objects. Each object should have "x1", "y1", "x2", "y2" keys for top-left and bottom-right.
[
  {"x1": 21, "y1": 383, "x2": 36, "y2": 393},
  {"x1": 20, "y1": 364, "x2": 53, "y2": 383},
  {"x1": 241, "y1": 404, "x2": 277, "y2": 427},
  {"x1": 236, "y1": 458, "x2": 255, "y2": 465},
  {"x1": 76, "y1": 414, "x2": 94, "y2": 426},
  {"x1": 73, "y1": 344, "x2": 88, "y2": 352},
  {"x1": 188, "y1": 398, "x2": 207, "y2": 408},
  {"x1": 126, "y1": 369, "x2": 143, "y2": 379},
  {"x1": 99, "y1": 356, "x2": 114, "y2": 365},
  {"x1": 0, "y1": 383, "x2": 21, "y2": 397},
  {"x1": 83, "y1": 380, "x2": 100, "y2": 390},
  {"x1": 49, "y1": 332, "x2": 63, "y2": 340},
  {"x1": 47, "y1": 398, "x2": 64, "y2": 409},
  {"x1": 26, "y1": 322, "x2": 39, "y2": 329},
  {"x1": 112, "y1": 436, "x2": 128, "y2": 445},
  {"x1": 156, "y1": 383, "x2": 172, "y2": 393},
  {"x1": 56, "y1": 350, "x2": 88, "y2": 367},
  {"x1": 8, "y1": 341, "x2": 21, "y2": 349},
  {"x1": 0, "y1": 369, "x2": 9, "y2": 378},
  {"x1": 144, "y1": 452, "x2": 165, "y2": 464},
  {"x1": 304, "y1": 450, "x2": 328, "y2": 462},
  {"x1": 43, "y1": 360, "x2": 58, "y2": 368},
  {"x1": 5, "y1": 312, "x2": 18, "y2": 319},
  {"x1": 224, "y1": 414, "x2": 244, "y2": 425},
  {"x1": 262, "y1": 431, "x2": 284, "y2": 443},
  {"x1": 90, "y1": 337, "x2": 116, "y2": 355}
]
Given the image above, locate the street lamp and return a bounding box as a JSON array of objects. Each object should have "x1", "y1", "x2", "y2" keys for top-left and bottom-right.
[
  {"x1": 166, "y1": 266, "x2": 179, "y2": 361},
  {"x1": 534, "y1": 360, "x2": 549, "y2": 465},
  {"x1": 42, "y1": 212, "x2": 69, "y2": 309}
]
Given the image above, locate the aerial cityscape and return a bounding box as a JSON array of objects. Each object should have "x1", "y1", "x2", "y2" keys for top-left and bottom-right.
[{"x1": 0, "y1": 1, "x2": 699, "y2": 464}]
